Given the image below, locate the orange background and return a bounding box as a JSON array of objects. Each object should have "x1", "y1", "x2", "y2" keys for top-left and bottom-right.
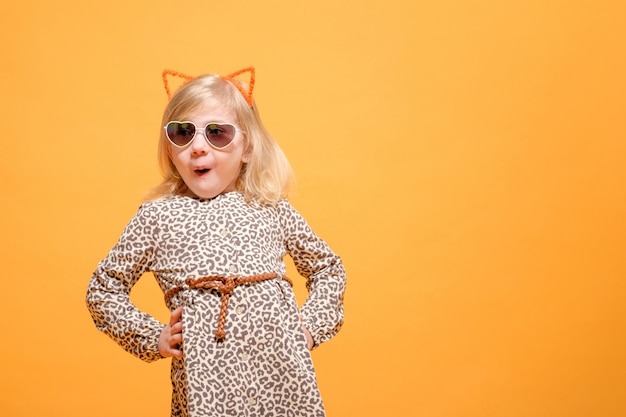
[{"x1": 1, "y1": 0, "x2": 625, "y2": 416}]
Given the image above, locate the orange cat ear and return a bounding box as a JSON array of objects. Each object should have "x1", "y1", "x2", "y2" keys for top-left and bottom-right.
[
  {"x1": 162, "y1": 69, "x2": 194, "y2": 99},
  {"x1": 220, "y1": 67, "x2": 255, "y2": 107}
]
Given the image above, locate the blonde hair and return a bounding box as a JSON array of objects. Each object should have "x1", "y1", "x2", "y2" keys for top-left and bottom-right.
[{"x1": 145, "y1": 74, "x2": 294, "y2": 205}]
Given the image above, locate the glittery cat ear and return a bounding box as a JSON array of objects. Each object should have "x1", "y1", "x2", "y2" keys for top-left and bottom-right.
[
  {"x1": 220, "y1": 67, "x2": 256, "y2": 107},
  {"x1": 162, "y1": 69, "x2": 194, "y2": 99}
]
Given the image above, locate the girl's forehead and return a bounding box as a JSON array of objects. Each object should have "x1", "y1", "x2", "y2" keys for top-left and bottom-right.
[{"x1": 182, "y1": 101, "x2": 238, "y2": 123}]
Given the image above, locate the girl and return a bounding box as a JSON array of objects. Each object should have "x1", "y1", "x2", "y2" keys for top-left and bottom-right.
[{"x1": 86, "y1": 68, "x2": 346, "y2": 417}]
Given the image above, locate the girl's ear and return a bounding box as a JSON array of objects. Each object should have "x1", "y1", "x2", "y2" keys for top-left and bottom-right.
[{"x1": 242, "y1": 142, "x2": 252, "y2": 163}]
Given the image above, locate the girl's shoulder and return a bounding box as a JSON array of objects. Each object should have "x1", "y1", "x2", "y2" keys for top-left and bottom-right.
[{"x1": 273, "y1": 198, "x2": 310, "y2": 226}]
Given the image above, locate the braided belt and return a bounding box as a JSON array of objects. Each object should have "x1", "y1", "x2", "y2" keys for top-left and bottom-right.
[{"x1": 164, "y1": 272, "x2": 293, "y2": 340}]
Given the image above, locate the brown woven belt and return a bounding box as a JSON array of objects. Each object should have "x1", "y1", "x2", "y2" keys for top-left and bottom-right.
[{"x1": 164, "y1": 272, "x2": 293, "y2": 340}]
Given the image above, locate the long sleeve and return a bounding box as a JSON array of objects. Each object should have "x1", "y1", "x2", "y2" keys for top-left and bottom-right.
[
  {"x1": 278, "y1": 200, "x2": 347, "y2": 348},
  {"x1": 86, "y1": 203, "x2": 165, "y2": 362}
]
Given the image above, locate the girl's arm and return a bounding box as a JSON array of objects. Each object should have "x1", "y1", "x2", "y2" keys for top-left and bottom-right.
[
  {"x1": 86, "y1": 203, "x2": 166, "y2": 362},
  {"x1": 279, "y1": 201, "x2": 347, "y2": 349}
]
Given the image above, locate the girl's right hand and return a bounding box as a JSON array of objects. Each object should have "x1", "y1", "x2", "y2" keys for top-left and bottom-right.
[{"x1": 159, "y1": 306, "x2": 184, "y2": 359}]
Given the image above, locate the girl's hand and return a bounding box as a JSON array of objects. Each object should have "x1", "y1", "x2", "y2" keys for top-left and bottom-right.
[
  {"x1": 300, "y1": 315, "x2": 315, "y2": 351},
  {"x1": 303, "y1": 327, "x2": 314, "y2": 351},
  {"x1": 159, "y1": 306, "x2": 184, "y2": 359}
]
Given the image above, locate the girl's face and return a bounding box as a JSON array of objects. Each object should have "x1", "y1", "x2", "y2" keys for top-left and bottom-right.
[{"x1": 168, "y1": 101, "x2": 249, "y2": 199}]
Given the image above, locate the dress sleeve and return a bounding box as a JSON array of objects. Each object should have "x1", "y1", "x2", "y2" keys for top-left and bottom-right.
[
  {"x1": 85, "y1": 203, "x2": 165, "y2": 363},
  {"x1": 278, "y1": 200, "x2": 347, "y2": 348}
]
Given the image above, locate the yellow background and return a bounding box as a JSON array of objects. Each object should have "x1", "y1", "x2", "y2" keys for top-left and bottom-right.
[{"x1": 2, "y1": 0, "x2": 625, "y2": 416}]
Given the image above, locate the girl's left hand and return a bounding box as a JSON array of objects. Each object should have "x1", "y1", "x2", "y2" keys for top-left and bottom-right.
[
  {"x1": 300, "y1": 315, "x2": 314, "y2": 350},
  {"x1": 303, "y1": 327, "x2": 314, "y2": 351}
]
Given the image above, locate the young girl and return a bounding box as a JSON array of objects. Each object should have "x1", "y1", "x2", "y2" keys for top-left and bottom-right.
[{"x1": 86, "y1": 68, "x2": 346, "y2": 417}]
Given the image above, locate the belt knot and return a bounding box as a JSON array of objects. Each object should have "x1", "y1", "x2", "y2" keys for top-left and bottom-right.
[{"x1": 219, "y1": 276, "x2": 237, "y2": 294}]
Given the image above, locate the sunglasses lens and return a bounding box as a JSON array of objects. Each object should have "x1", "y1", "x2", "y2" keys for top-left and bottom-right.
[
  {"x1": 166, "y1": 122, "x2": 196, "y2": 147},
  {"x1": 205, "y1": 123, "x2": 236, "y2": 148}
]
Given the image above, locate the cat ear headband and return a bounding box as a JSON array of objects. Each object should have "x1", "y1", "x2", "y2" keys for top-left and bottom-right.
[{"x1": 162, "y1": 67, "x2": 256, "y2": 107}]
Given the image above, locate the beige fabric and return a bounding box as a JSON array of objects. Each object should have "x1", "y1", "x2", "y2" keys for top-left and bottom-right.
[{"x1": 86, "y1": 192, "x2": 346, "y2": 416}]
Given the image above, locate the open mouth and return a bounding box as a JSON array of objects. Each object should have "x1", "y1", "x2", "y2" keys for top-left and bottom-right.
[{"x1": 195, "y1": 168, "x2": 210, "y2": 175}]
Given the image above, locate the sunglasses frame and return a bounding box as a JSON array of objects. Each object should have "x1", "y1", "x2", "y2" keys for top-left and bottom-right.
[{"x1": 164, "y1": 121, "x2": 244, "y2": 150}]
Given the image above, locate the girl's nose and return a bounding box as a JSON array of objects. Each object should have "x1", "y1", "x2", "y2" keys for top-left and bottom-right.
[{"x1": 190, "y1": 131, "x2": 210, "y2": 155}]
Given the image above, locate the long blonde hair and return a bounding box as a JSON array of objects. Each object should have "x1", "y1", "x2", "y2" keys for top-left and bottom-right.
[{"x1": 145, "y1": 74, "x2": 294, "y2": 205}]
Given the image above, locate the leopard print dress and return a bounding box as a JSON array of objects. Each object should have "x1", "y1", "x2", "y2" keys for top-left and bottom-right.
[{"x1": 86, "y1": 192, "x2": 346, "y2": 417}]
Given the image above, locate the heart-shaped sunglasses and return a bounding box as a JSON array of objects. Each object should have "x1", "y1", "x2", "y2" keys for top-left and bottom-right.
[{"x1": 164, "y1": 121, "x2": 243, "y2": 149}]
